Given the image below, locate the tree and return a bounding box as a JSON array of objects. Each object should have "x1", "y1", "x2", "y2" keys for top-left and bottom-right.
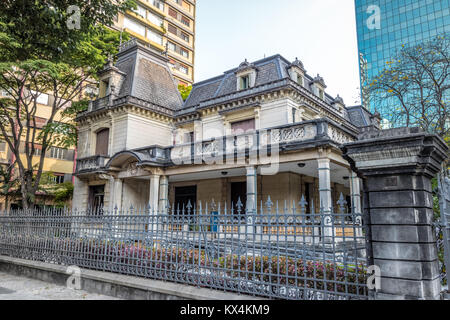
[
  {"x1": 0, "y1": 1, "x2": 135, "y2": 209},
  {"x1": 178, "y1": 84, "x2": 193, "y2": 101},
  {"x1": 367, "y1": 34, "x2": 450, "y2": 141},
  {"x1": 0, "y1": 161, "x2": 20, "y2": 210}
]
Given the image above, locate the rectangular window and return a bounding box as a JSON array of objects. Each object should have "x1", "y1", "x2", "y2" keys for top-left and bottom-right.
[
  {"x1": 319, "y1": 89, "x2": 324, "y2": 100},
  {"x1": 180, "y1": 31, "x2": 189, "y2": 42},
  {"x1": 148, "y1": 11, "x2": 163, "y2": 26},
  {"x1": 231, "y1": 118, "x2": 255, "y2": 134},
  {"x1": 240, "y1": 76, "x2": 250, "y2": 90},
  {"x1": 179, "y1": 64, "x2": 188, "y2": 74},
  {"x1": 182, "y1": 1, "x2": 191, "y2": 12},
  {"x1": 147, "y1": 29, "x2": 163, "y2": 45},
  {"x1": 49, "y1": 147, "x2": 67, "y2": 160},
  {"x1": 297, "y1": 74, "x2": 303, "y2": 86},
  {"x1": 123, "y1": 17, "x2": 145, "y2": 37},
  {"x1": 168, "y1": 41, "x2": 176, "y2": 51},
  {"x1": 168, "y1": 24, "x2": 177, "y2": 35},
  {"x1": 96, "y1": 129, "x2": 110, "y2": 156},
  {"x1": 181, "y1": 16, "x2": 190, "y2": 27},
  {"x1": 180, "y1": 47, "x2": 189, "y2": 58},
  {"x1": 32, "y1": 116, "x2": 47, "y2": 129},
  {"x1": 152, "y1": 0, "x2": 164, "y2": 11},
  {"x1": 50, "y1": 173, "x2": 65, "y2": 184},
  {"x1": 133, "y1": 5, "x2": 147, "y2": 18},
  {"x1": 37, "y1": 93, "x2": 49, "y2": 105},
  {"x1": 31, "y1": 90, "x2": 49, "y2": 105},
  {"x1": 169, "y1": 8, "x2": 178, "y2": 19}
]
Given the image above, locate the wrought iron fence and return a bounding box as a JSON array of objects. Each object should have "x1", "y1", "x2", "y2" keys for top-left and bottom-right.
[{"x1": 0, "y1": 194, "x2": 368, "y2": 300}]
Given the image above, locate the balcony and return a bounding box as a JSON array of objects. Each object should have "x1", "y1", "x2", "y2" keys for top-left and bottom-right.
[
  {"x1": 170, "y1": 118, "x2": 357, "y2": 164},
  {"x1": 75, "y1": 119, "x2": 357, "y2": 174},
  {"x1": 90, "y1": 96, "x2": 110, "y2": 112},
  {"x1": 76, "y1": 156, "x2": 110, "y2": 174}
]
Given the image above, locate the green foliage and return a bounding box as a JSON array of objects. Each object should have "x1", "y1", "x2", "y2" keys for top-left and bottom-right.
[
  {"x1": 0, "y1": 0, "x2": 136, "y2": 62},
  {"x1": 0, "y1": 1, "x2": 134, "y2": 208},
  {"x1": 53, "y1": 182, "x2": 74, "y2": 208},
  {"x1": 178, "y1": 84, "x2": 192, "y2": 101},
  {"x1": 38, "y1": 172, "x2": 74, "y2": 208}
]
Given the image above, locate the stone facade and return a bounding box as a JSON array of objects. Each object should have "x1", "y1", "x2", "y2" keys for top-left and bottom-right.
[{"x1": 343, "y1": 127, "x2": 449, "y2": 300}]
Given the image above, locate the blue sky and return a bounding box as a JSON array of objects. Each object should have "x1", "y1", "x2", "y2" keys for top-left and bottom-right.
[{"x1": 194, "y1": 0, "x2": 361, "y2": 105}]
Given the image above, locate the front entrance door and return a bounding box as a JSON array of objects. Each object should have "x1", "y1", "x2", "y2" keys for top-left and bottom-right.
[
  {"x1": 231, "y1": 182, "x2": 247, "y2": 215},
  {"x1": 174, "y1": 186, "x2": 197, "y2": 214},
  {"x1": 88, "y1": 185, "x2": 105, "y2": 215}
]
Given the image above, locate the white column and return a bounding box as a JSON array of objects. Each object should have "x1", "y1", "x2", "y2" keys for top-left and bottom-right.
[
  {"x1": 349, "y1": 171, "x2": 363, "y2": 237},
  {"x1": 318, "y1": 158, "x2": 333, "y2": 241},
  {"x1": 149, "y1": 175, "x2": 161, "y2": 214},
  {"x1": 246, "y1": 166, "x2": 257, "y2": 235},
  {"x1": 246, "y1": 166, "x2": 258, "y2": 213},
  {"x1": 108, "y1": 177, "x2": 123, "y2": 213},
  {"x1": 349, "y1": 172, "x2": 361, "y2": 214},
  {"x1": 158, "y1": 176, "x2": 169, "y2": 214}
]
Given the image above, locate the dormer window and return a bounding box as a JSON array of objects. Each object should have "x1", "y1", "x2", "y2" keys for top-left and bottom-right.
[
  {"x1": 99, "y1": 79, "x2": 109, "y2": 98},
  {"x1": 312, "y1": 74, "x2": 326, "y2": 100},
  {"x1": 319, "y1": 89, "x2": 324, "y2": 100},
  {"x1": 236, "y1": 59, "x2": 256, "y2": 91},
  {"x1": 240, "y1": 75, "x2": 250, "y2": 90},
  {"x1": 296, "y1": 74, "x2": 304, "y2": 86}
]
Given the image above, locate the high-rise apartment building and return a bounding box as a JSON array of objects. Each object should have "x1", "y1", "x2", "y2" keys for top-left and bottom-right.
[
  {"x1": 355, "y1": 0, "x2": 450, "y2": 116},
  {"x1": 113, "y1": 0, "x2": 196, "y2": 86}
]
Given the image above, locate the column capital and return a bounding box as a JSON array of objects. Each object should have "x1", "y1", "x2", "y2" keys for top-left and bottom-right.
[
  {"x1": 142, "y1": 167, "x2": 165, "y2": 177},
  {"x1": 342, "y1": 128, "x2": 448, "y2": 179},
  {"x1": 317, "y1": 147, "x2": 332, "y2": 159}
]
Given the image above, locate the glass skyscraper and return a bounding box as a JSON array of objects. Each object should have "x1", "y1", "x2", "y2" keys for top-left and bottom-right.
[{"x1": 355, "y1": 0, "x2": 450, "y2": 118}]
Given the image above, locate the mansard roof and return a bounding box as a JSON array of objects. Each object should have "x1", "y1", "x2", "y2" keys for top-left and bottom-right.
[
  {"x1": 184, "y1": 54, "x2": 290, "y2": 109},
  {"x1": 183, "y1": 54, "x2": 345, "y2": 110},
  {"x1": 113, "y1": 40, "x2": 183, "y2": 111},
  {"x1": 84, "y1": 47, "x2": 373, "y2": 129}
]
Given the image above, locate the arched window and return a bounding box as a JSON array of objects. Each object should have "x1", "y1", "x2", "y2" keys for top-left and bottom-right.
[{"x1": 95, "y1": 128, "x2": 110, "y2": 156}]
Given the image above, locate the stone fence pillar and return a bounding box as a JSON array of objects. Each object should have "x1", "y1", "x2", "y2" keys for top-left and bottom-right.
[{"x1": 342, "y1": 127, "x2": 448, "y2": 300}]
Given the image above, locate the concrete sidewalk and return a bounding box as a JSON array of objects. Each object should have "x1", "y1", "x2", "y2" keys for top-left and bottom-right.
[{"x1": 0, "y1": 272, "x2": 119, "y2": 300}]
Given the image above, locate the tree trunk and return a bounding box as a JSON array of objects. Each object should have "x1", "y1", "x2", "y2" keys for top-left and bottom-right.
[{"x1": 20, "y1": 171, "x2": 34, "y2": 209}]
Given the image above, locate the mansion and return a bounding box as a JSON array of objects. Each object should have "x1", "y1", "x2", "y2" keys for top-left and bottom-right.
[{"x1": 73, "y1": 39, "x2": 379, "y2": 215}]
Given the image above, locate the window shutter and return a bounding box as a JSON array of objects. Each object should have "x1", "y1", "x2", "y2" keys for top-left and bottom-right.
[{"x1": 168, "y1": 24, "x2": 177, "y2": 34}]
